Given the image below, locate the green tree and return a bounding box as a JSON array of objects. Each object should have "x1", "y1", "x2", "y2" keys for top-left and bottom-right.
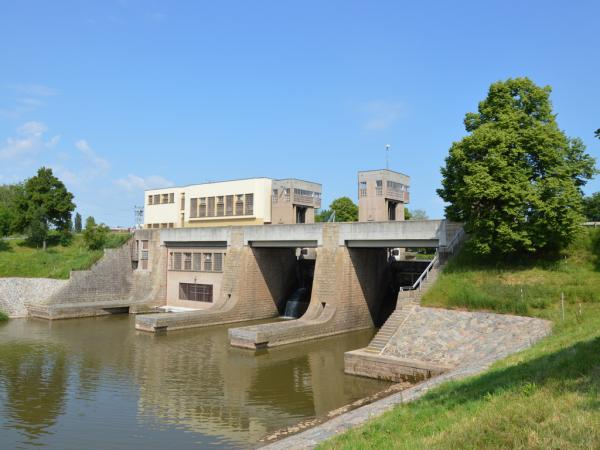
[
  {"x1": 26, "y1": 207, "x2": 49, "y2": 248},
  {"x1": 315, "y1": 209, "x2": 332, "y2": 222},
  {"x1": 83, "y1": 221, "x2": 109, "y2": 250},
  {"x1": 329, "y1": 197, "x2": 358, "y2": 222},
  {"x1": 0, "y1": 183, "x2": 25, "y2": 236},
  {"x1": 438, "y1": 77, "x2": 596, "y2": 256},
  {"x1": 85, "y1": 216, "x2": 96, "y2": 230},
  {"x1": 16, "y1": 168, "x2": 75, "y2": 249},
  {"x1": 583, "y1": 193, "x2": 600, "y2": 222},
  {"x1": 74, "y1": 213, "x2": 82, "y2": 233},
  {"x1": 409, "y1": 209, "x2": 429, "y2": 220},
  {"x1": 404, "y1": 207, "x2": 412, "y2": 220}
]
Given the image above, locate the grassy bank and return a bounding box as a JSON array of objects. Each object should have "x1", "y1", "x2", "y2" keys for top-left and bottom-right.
[
  {"x1": 0, "y1": 233, "x2": 130, "y2": 279},
  {"x1": 321, "y1": 228, "x2": 600, "y2": 449}
]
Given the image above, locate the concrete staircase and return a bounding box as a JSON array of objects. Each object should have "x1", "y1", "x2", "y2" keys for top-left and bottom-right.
[{"x1": 365, "y1": 264, "x2": 441, "y2": 353}]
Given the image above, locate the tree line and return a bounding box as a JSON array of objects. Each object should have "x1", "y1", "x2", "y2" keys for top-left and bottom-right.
[{"x1": 0, "y1": 167, "x2": 110, "y2": 250}]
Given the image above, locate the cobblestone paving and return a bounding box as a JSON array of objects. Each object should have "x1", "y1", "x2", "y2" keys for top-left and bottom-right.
[
  {"x1": 261, "y1": 308, "x2": 551, "y2": 449},
  {"x1": 383, "y1": 306, "x2": 551, "y2": 367}
]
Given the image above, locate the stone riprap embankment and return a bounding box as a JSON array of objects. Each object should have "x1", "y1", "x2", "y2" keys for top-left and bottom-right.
[
  {"x1": 263, "y1": 307, "x2": 551, "y2": 449},
  {"x1": 0, "y1": 278, "x2": 68, "y2": 317}
]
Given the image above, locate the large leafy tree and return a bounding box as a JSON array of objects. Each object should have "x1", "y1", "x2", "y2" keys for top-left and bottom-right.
[
  {"x1": 0, "y1": 184, "x2": 24, "y2": 237},
  {"x1": 16, "y1": 168, "x2": 75, "y2": 248},
  {"x1": 438, "y1": 78, "x2": 596, "y2": 256},
  {"x1": 329, "y1": 197, "x2": 358, "y2": 222}
]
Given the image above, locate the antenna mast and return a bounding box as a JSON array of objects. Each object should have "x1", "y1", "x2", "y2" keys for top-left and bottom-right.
[{"x1": 385, "y1": 144, "x2": 391, "y2": 169}]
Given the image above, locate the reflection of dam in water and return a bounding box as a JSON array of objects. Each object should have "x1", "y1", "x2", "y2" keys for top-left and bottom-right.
[{"x1": 0, "y1": 316, "x2": 389, "y2": 448}]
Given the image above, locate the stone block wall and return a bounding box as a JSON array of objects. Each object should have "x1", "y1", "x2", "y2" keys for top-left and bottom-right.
[{"x1": 0, "y1": 278, "x2": 68, "y2": 318}]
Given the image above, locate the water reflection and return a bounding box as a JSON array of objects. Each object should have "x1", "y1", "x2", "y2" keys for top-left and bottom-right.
[{"x1": 0, "y1": 316, "x2": 389, "y2": 449}]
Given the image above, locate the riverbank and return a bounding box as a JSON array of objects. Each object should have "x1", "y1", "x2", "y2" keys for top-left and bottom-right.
[
  {"x1": 0, "y1": 233, "x2": 130, "y2": 279},
  {"x1": 317, "y1": 228, "x2": 600, "y2": 449}
]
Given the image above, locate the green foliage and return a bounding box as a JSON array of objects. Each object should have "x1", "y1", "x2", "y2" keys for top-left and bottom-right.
[
  {"x1": 409, "y1": 209, "x2": 428, "y2": 220},
  {"x1": 0, "y1": 183, "x2": 24, "y2": 236},
  {"x1": 74, "y1": 213, "x2": 82, "y2": 233},
  {"x1": 83, "y1": 222, "x2": 109, "y2": 250},
  {"x1": 15, "y1": 168, "x2": 75, "y2": 246},
  {"x1": 85, "y1": 216, "x2": 96, "y2": 229},
  {"x1": 595, "y1": 128, "x2": 599, "y2": 139},
  {"x1": 315, "y1": 209, "x2": 332, "y2": 222},
  {"x1": 438, "y1": 77, "x2": 596, "y2": 256},
  {"x1": 404, "y1": 207, "x2": 411, "y2": 220},
  {"x1": 0, "y1": 310, "x2": 7, "y2": 321},
  {"x1": 26, "y1": 207, "x2": 49, "y2": 247},
  {"x1": 583, "y1": 192, "x2": 600, "y2": 221},
  {"x1": 329, "y1": 197, "x2": 358, "y2": 222},
  {"x1": 0, "y1": 233, "x2": 130, "y2": 279}
]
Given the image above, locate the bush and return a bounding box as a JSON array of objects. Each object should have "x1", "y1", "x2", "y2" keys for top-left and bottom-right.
[
  {"x1": 0, "y1": 311, "x2": 8, "y2": 321},
  {"x1": 83, "y1": 223, "x2": 109, "y2": 250}
]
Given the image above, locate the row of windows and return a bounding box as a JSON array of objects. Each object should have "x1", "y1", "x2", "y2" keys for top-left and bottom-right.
[
  {"x1": 169, "y1": 251, "x2": 225, "y2": 272},
  {"x1": 358, "y1": 180, "x2": 409, "y2": 197},
  {"x1": 189, "y1": 193, "x2": 254, "y2": 219},
  {"x1": 148, "y1": 193, "x2": 175, "y2": 205},
  {"x1": 145, "y1": 223, "x2": 175, "y2": 229},
  {"x1": 272, "y1": 188, "x2": 321, "y2": 203},
  {"x1": 179, "y1": 283, "x2": 213, "y2": 302},
  {"x1": 134, "y1": 239, "x2": 150, "y2": 270}
]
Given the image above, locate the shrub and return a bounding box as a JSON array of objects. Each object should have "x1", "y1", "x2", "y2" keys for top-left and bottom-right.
[
  {"x1": 0, "y1": 310, "x2": 8, "y2": 321},
  {"x1": 83, "y1": 223, "x2": 109, "y2": 250}
]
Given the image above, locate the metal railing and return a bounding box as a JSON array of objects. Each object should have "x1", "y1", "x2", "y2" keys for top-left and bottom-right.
[{"x1": 399, "y1": 253, "x2": 439, "y2": 292}]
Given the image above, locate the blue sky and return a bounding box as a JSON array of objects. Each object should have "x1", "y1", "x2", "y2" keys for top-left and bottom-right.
[{"x1": 1, "y1": 1, "x2": 598, "y2": 226}]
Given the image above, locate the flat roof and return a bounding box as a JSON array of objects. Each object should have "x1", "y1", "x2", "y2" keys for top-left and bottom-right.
[
  {"x1": 357, "y1": 168, "x2": 410, "y2": 178},
  {"x1": 144, "y1": 176, "x2": 322, "y2": 192}
]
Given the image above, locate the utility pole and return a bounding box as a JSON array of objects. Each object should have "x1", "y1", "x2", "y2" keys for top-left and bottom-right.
[
  {"x1": 133, "y1": 205, "x2": 144, "y2": 229},
  {"x1": 385, "y1": 144, "x2": 391, "y2": 169}
]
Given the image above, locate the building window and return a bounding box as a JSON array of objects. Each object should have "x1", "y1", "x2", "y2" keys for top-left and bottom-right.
[
  {"x1": 192, "y1": 253, "x2": 202, "y2": 271},
  {"x1": 183, "y1": 252, "x2": 192, "y2": 271},
  {"x1": 375, "y1": 180, "x2": 383, "y2": 196},
  {"x1": 161, "y1": 194, "x2": 168, "y2": 204},
  {"x1": 235, "y1": 195, "x2": 244, "y2": 215},
  {"x1": 359, "y1": 181, "x2": 367, "y2": 197},
  {"x1": 168, "y1": 223, "x2": 174, "y2": 228},
  {"x1": 226, "y1": 195, "x2": 234, "y2": 216},
  {"x1": 154, "y1": 194, "x2": 160, "y2": 204},
  {"x1": 216, "y1": 196, "x2": 224, "y2": 216},
  {"x1": 190, "y1": 198, "x2": 198, "y2": 218},
  {"x1": 173, "y1": 252, "x2": 182, "y2": 271},
  {"x1": 283, "y1": 189, "x2": 290, "y2": 202},
  {"x1": 179, "y1": 283, "x2": 213, "y2": 302},
  {"x1": 203, "y1": 253, "x2": 212, "y2": 271},
  {"x1": 272, "y1": 189, "x2": 278, "y2": 203},
  {"x1": 213, "y1": 253, "x2": 223, "y2": 272},
  {"x1": 207, "y1": 197, "x2": 215, "y2": 216},
  {"x1": 245, "y1": 193, "x2": 254, "y2": 215},
  {"x1": 180, "y1": 193, "x2": 185, "y2": 210},
  {"x1": 199, "y1": 198, "x2": 207, "y2": 217},
  {"x1": 148, "y1": 195, "x2": 153, "y2": 205},
  {"x1": 160, "y1": 223, "x2": 167, "y2": 228},
  {"x1": 169, "y1": 193, "x2": 175, "y2": 203}
]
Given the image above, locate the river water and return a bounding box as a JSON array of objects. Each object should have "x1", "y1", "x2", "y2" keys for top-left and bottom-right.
[{"x1": 0, "y1": 315, "x2": 390, "y2": 449}]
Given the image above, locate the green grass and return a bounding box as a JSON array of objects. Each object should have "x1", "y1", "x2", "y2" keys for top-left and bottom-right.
[
  {"x1": 0, "y1": 233, "x2": 130, "y2": 279},
  {"x1": 321, "y1": 228, "x2": 600, "y2": 449}
]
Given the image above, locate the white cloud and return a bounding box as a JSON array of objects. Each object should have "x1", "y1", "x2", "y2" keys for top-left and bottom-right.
[
  {"x1": 0, "y1": 121, "x2": 48, "y2": 160},
  {"x1": 14, "y1": 84, "x2": 58, "y2": 97},
  {"x1": 75, "y1": 139, "x2": 110, "y2": 171},
  {"x1": 115, "y1": 174, "x2": 175, "y2": 191},
  {"x1": 360, "y1": 100, "x2": 405, "y2": 131}
]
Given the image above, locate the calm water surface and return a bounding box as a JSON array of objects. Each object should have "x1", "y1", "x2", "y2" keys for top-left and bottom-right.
[{"x1": 0, "y1": 315, "x2": 389, "y2": 449}]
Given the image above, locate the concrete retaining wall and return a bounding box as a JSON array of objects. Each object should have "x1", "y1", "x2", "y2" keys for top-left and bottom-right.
[{"x1": 0, "y1": 278, "x2": 68, "y2": 318}]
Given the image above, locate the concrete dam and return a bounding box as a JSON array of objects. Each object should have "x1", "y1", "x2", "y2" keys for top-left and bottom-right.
[{"x1": 29, "y1": 220, "x2": 461, "y2": 348}]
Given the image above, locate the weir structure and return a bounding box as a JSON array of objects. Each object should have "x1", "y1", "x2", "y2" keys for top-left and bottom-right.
[{"x1": 134, "y1": 221, "x2": 459, "y2": 347}]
